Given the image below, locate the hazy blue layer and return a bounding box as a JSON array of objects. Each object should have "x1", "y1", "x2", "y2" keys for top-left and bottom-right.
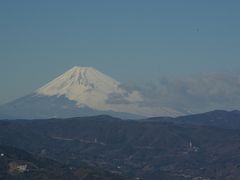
[{"x1": 0, "y1": 0, "x2": 239, "y2": 104}]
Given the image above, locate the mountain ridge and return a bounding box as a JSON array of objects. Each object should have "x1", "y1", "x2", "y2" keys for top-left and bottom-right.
[
  {"x1": 1, "y1": 111, "x2": 240, "y2": 179},
  {"x1": 147, "y1": 109, "x2": 240, "y2": 129},
  {"x1": 0, "y1": 66, "x2": 182, "y2": 119}
]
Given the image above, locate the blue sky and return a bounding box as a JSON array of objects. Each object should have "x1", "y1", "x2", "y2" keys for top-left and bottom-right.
[{"x1": 0, "y1": 0, "x2": 240, "y2": 104}]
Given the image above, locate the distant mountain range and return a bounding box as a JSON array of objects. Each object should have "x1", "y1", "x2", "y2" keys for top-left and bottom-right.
[
  {"x1": 148, "y1": 110, "x2": 240, "y2": 129},
  {"x1": 1, "y1": 66, "x2": 240, "y2": 179},
  {"x1": 0, "y1": 66, "x2": 182, "y2": 119},
  {"x1": 1, "y1": 110, "x2": 240, "y2": 179}
]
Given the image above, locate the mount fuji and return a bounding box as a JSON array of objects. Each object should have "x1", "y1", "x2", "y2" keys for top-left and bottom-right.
[{"x1": 0, "y1": 66, "x2": 182, "y2": 119}]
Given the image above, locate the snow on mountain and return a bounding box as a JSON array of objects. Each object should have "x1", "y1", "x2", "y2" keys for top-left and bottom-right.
[
  {"x1": 36, "y1": 66, "x2": 142, "y2": 113},
  {"x1": 0, "y1": 66, "x2": 183, "y2": 119},
  {"x1": 36, "y1": 66, "x2": 182, "y2": 117}
]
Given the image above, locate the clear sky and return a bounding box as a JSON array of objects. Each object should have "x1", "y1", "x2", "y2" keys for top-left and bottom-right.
[{"x1": 0, "y1": 0, "x2": 240, "y2": 105}]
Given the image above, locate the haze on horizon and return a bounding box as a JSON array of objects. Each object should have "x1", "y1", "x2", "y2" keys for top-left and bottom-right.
[{"x1": 0, "y1": 1, "x2": 240, "y2": 113}]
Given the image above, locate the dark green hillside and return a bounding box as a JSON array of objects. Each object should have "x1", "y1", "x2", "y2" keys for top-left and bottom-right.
[
  {"x1": 0, "y1": 145, "x2": 77, "y2": 180},
  {"x1": 0, "y1": 145, "x2": 124, "y2": 180},
  {"x1": 1, "y1": 113, "x2": 240, "y2": 179}
]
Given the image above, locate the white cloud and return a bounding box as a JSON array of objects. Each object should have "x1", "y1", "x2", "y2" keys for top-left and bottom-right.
[{"x1": 121, "y1": 73, "x2": 240, "y2": 114}]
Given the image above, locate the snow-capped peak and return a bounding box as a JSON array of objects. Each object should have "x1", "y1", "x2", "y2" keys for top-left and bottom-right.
[
  {"x1": 35, "y1": 66, "x2": 183, "y2": 117},
  {"x1": 37, "y1": 66, "x2": 120, "y2": 95},
  {"x1": 36, "y1": 66, "x2": 143, "y2": 113}
]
